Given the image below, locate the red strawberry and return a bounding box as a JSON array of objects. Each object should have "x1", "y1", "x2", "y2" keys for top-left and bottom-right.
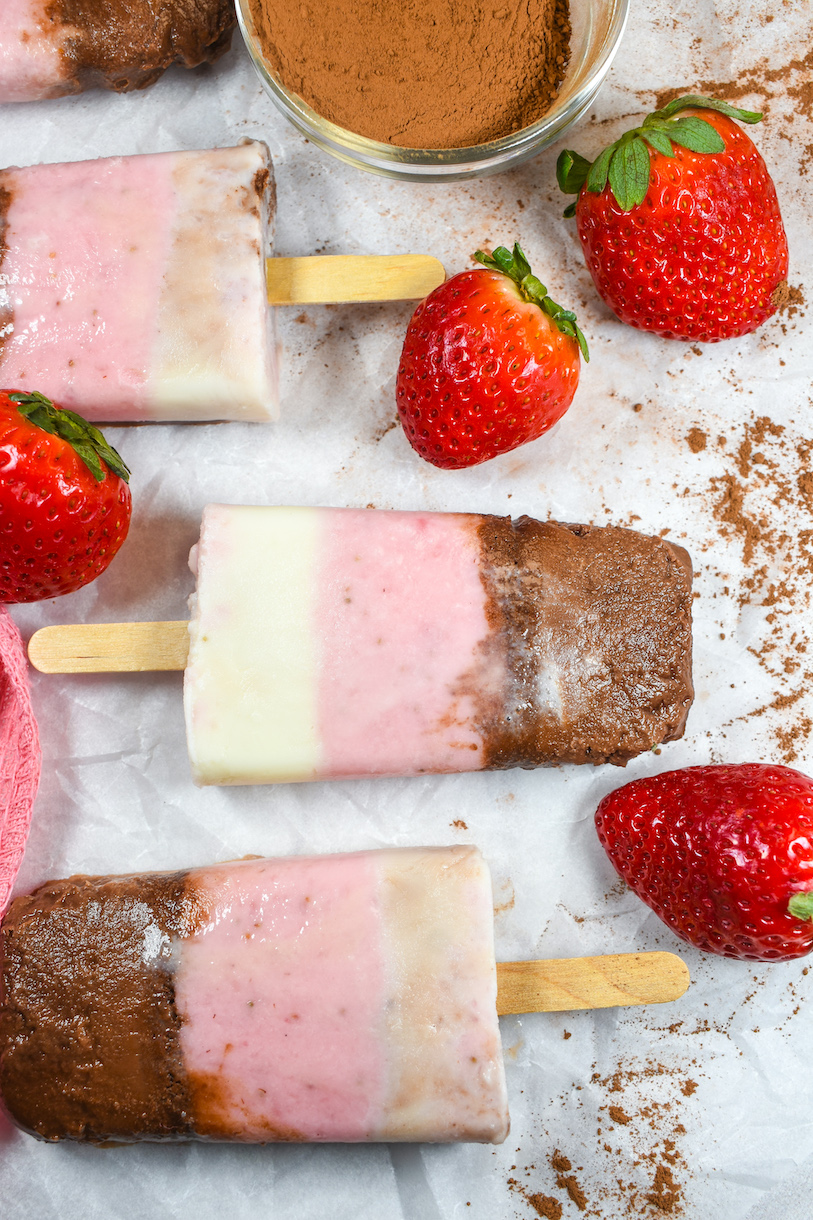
[
  {"x1": 396, "y1": 244, "x2": 587, "y2": 469},
  {"x1": 557, "y1": 96, "x2": 789, "y2": 342},
  {"x1": 595, "y1": 763, "x2": 813, "y2": 961},
  {"x1": 0, "y1": 390, "x2": 131, "y2": 602}
]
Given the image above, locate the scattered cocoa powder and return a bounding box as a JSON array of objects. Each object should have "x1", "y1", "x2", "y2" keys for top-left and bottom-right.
[
  {"x1": 687, "y1": 413, "x2": 813, "y2": 761},
  {"x1": 551, "y1": 1151, "x2": 587, "y2": 1211},
  {"x1": 527, "y1": 1194, "x2": 563, "y2": 1220},
  {"x1": 247, "y1": 0, "x2": 571, "y2": 147},
  {"x1": 686, "y1": 427, "x2": 707, "y2": 453},
  {"x1": 652, "y1": 46, "x2": 813, "y2": 123},
  {"x1": 505, "y1": 1056, "x2": 699, "y2": 1218},
  {"x1": 647, "y1": 1164, "x2": 682, "y2": 1214},
  {"x1": 559, "y1": 1176, "x2": 588, "y2": 1211},
  {"x1": 509, "y1": 1175, "x2": 564, "y2": 1220},
  {"x1": 772, "y1": 281, "x2": 805, "y2": 317},
  {"x1": 550, "y1": 1151, "x2": 571, "y2": 1173}
]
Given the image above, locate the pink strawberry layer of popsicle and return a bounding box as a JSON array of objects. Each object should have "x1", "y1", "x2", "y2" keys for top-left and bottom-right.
[
  {"x1": 184, "y1": 505, "x2": 694, "y2": 785},
  {"x1": 0, "y1": 141, "x2": 277, "y2": 421},
  {"x1": 0, "y1": 0, "x2": 234, "y2": 102},
  {"x1": 0, "y1": 846, "x2": 509, "y2": 1144}
]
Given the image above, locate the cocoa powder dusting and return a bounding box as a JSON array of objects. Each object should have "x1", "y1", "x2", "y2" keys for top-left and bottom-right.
[
  {"x1": 247, "y1": 0, "x2": 571, "y2": 148},
  {"x1": 646, "y1": 1164, "x2": 681, "y2": 1214},
  {"x1": 507, "y1": 1059, "x2": 700, "y2": 1217},
  {"x1": 685, "y1": 412, "x2": 813, "y2": 761},
  {"x1": 652, "y1": 46, "x2": 813, "y2": 124},
  {"x1": 527, "y1": 1192, "x2": 563, "y2": 1220}
]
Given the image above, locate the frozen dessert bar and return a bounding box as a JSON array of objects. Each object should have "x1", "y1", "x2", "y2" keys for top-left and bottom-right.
[
  {"x1": 185, "y1": 506, "x2": 694, "y2": 784},
  {"x1": 0, "y1": 142, "x2": 277, "y2": 421},
  {"x1": 0, "y1": 0, "x2": 234, "y2": 102},
  {"x1": 0, "y1": 846, "x2": 509, "y2": 1144}
]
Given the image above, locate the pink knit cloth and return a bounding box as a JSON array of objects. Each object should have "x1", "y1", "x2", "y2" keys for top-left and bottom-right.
[{"x1": 0, "y1": 608, "x2": 40, "y2": 913}]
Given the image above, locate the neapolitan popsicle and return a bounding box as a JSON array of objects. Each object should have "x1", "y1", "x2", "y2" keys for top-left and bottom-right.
[
  {"x1": 0, "y1": 845, "x2": 509, "y2": 1143},
  {"x1": 184, "y1": 505, "x2": 694, "y2": 784},
  {"x1": 0, "y1": 0, "x2": 235, "y2": 102},
  {"x1": 0, "y1": 141, "x2": 277, "y2": 421}
]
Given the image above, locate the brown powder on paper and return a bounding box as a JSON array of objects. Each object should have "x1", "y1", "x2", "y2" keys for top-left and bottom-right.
[
  {"x1": 247, "y1": 0, "x2": 571, "y2": 148},
  {"x1": 683, "y1": 408, "x2": 813, "y2": 761},
  {"x1": 646, "y1": 1164, "x2": 682, "y2": 1214},
  {"x1": 652, "y1": 46, "x2": 813, "y2": 124},
  {"x1": 527, "y1": 1193, "x2": 563, "y2": 1220},
  {"x1": 772, "y1": 281, "x2": 805, "y2": 317},
  {"x1": 505, "y1": 1058, "x2": 700, "y2": 1217}
]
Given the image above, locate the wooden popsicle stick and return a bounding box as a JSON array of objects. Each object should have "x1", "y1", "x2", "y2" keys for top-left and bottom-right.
[
  {"x1": 496, "y1": 951, "x2": 689, "y2": 1015},
  {"x1": 266, "y1": 253, "x2": 445, "y2": 305},
  {"x1": 28, "y1": 621, "x2": 189, "y2": 674}
]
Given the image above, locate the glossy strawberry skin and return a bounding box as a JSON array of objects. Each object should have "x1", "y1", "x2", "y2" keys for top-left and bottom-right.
[
  {"x1": 595, "y1": 764, "x2": 813, "y2": 961},
  {"x1": 0, "y1": 392, "x2": 132, "y2": 602},
  {"x1": 575, "y1": 110, "x2": 789, "y2": 342},
  {"x1": 396, "y1": 269, "x2": 581, "y2": 469}
]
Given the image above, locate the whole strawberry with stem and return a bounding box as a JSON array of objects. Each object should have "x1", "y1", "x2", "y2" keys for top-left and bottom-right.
[
  {"x1": 396, "y1": 243, "x2": 588, "y2": 469},
  {"x1": 595, "y1": 763, "x2": 813, "y2": 961},
  {"x1": 0, "y1": 390, "x2": 131, "y2": 602},
  {"x1": 557, "y1": 95, "x2": 789, "y2": 342}
]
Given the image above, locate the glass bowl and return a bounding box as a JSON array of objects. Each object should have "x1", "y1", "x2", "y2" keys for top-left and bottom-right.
[{"x1": 236, "y1": 0, "x2": 630, "y2": 181}]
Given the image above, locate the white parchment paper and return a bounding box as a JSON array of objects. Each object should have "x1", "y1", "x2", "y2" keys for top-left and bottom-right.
[{"x1": 1, "y1": 2, "x2": 812, "y2": 1217}]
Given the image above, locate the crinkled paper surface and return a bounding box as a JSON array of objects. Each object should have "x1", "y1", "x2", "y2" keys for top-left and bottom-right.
[{"x1": 1, "y1": 2, "x2": 812, "y2": 1217}]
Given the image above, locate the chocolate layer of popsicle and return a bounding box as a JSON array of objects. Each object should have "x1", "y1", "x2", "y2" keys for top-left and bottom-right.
[
  {"x1": 0, "y1": 848, "x2": 508, "y2": 1144},
  {"x1": 474, "y1": 517, "x2": 694, "y2": 768},
  {"x1": 0, "y1": 870, "x2": 197, "y2": 1140},
  {"x1": 0, "y1": 0, "x2": 235, "y2": 102}
]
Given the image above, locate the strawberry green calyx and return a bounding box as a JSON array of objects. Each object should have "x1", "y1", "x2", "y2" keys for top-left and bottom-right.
[
  {"x1": 788, "y1": 892, "x2": 813, "y2": 922},
  {"x1": 473, "y1": 243, "x2": 589, "y2": 362},
  {"x1": 8, "y1": 391, "x2": 130, "y2": 484},
  {"x1": 556, "y1": 95, "x2": 764, "y2": 215}
]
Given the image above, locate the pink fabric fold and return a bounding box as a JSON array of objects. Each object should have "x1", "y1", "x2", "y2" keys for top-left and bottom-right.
[{"x1": 0, "y1": 609, "x2": 40, "y2": 913}]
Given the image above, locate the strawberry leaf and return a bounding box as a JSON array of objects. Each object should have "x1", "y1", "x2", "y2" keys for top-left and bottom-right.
[
  {"x1": 788, "y1": 892, "x2": 813, "y2": 922},
  {"x1": 640, "y1": 126, "x2": 675, "y2": 157},
  {"x1": 608, "y1": 137, "x2": 651, "y2": 210},
  {"x1": 8, "y1": 391, "x2": 130, "y2": 484},
  {"x1": 472, "y1": 243, "x2": 589, "y2": 362},
  {"x1": 656, "y1": 94, "x2": 762, "y2": 124},
  {"x1": 586, "y1": 145, "x2": 614, "y2": 194},
  {"x1": 667, "y1": 115, "x2": 726, "y2": 153},
  {"x1": 512, "y1": 245, "x2": 532, "y2": 281},
  {"x1": 556, "y1": 149, "x2": 592, "y2": 195},
  {"x1": 558, "y1": 92, "x2": 765, "y2": 215}
]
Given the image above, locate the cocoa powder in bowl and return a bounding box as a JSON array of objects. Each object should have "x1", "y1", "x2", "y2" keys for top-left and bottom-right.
[{"x1": 247, "y1": 0, "x2": 571, "y2": 149}]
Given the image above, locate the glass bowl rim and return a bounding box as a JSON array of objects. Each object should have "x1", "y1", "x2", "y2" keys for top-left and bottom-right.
[{"x1": 236, "y1": 0, "x2": 630, "y2": 173}]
